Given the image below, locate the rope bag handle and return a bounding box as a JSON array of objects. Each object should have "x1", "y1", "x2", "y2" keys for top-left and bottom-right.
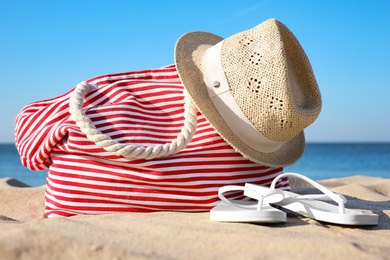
[{"x1": 68, "y1": 81, "x2": 198, "y2": 160}]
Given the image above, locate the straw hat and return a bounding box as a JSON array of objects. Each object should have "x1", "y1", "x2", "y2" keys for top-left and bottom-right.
[{"x1": 174, "y1": 18, "x2": 321, "y2": 167}]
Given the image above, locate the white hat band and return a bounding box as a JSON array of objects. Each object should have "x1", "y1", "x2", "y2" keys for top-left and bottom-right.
[{"x1": 202, "y1": 41, "x2": 285, "y2": 153}]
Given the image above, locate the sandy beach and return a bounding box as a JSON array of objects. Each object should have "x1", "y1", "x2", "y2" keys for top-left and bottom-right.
[{"x1": 0, "y1": 176, "x2": 389, "y2": 259}]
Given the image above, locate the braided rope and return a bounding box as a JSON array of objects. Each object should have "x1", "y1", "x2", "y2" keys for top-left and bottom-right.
[{"x1": 68, "y1": 81, "x2": 197, "y2": 159}]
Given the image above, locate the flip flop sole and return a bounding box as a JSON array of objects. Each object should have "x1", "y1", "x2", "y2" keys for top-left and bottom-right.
[
  {"x1": 210, "y1": 201, "x2": 286, "y2": 223},
  {"x1": 277, "y1": 198, "x2": 378, "y2": 225}
]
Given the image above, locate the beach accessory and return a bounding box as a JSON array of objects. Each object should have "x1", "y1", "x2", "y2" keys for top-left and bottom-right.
[
  {"x1": 69, "y1": 81, "x2": 197, "y2": 159},
  {"x1": 175, "y1": 18, "x2": 322, "y2": 167},
  {"x1": 15, "y1": 65, "x2": 289, "y2": 217},
  {"x1": 210, "y1": 184, "x2": 286, "y2": 223},
  {"x1": 265, "y1": 173, "x2": 378, "y2": 225},
  {"x1": 212, "y1": 173, "x2": 378, "y2": 225}
]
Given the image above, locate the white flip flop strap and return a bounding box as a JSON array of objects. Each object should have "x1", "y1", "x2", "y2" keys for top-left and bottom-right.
[
  {"x1": 218, "y1": 184, "x2": 284, "y2": 211},
  {"x1": 68, "y1": 81, "x2": 198, "y2": 160},
  {"x1": 244, "y1": 183, "x2": 285, "y2": 205},
  {"x1": 218, "y1": 185, "x2": 245, "y2": 203},
  {"x1": 272, "y1": 173, "x2": 347, "y2": 214}
]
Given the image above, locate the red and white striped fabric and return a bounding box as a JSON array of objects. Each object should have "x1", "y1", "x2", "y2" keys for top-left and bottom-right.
[{"x1": 15, "y1": 65, "x2": 289, "y2": 217}]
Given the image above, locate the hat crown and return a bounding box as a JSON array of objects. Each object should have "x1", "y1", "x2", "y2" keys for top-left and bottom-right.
[{"x1": 221, "y1": 19, "x2": 321, "y2": 142}]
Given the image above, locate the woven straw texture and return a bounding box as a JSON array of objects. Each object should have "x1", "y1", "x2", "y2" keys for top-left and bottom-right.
[{"x1": 175, "y1": 19, "x2": 321, "y2": 167}]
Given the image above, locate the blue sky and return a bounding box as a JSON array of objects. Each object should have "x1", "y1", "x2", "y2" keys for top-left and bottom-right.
[{"x1": 1, "y1": 0, "x2": 389, "y2": 143}]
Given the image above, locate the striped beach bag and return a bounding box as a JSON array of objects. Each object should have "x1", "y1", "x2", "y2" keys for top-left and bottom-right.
[{"x1": 15, "y1": 65, "x2": 288, "y2": 217}]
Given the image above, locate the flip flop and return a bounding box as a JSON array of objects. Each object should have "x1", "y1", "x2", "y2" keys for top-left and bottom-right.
[
  {"x1": 210, "y1": 185, "x2": 287, "y2": 223},
  {"x1": 246, "y1": 173, "x2": 379, "y2": 226}
]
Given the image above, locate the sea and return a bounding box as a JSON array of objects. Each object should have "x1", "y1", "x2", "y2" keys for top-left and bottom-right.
[{"x1": 0, "y1": 143, "x2": 389, "y2": 187}]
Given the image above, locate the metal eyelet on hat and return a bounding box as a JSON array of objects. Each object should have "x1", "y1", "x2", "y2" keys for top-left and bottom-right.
[{"x1": 213, "y1": 81, "x2": 221, "y2": 88}]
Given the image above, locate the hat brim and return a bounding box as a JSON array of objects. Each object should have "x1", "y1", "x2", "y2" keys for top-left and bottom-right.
[{"x1": 174, "y1": 31, "x2": 305, "y2": 167}]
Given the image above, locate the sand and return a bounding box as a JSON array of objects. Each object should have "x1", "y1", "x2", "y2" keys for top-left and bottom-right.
[{"x1": 0, "y1": 176, "x2": 389, "y2": 260}]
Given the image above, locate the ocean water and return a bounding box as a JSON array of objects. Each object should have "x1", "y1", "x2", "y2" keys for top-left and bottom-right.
[
  {"x1": 286, "y1": 143, "x2": 390, "y2": 180},
  {"x1": 0, "y1": 143, "x2": 389, "y2": 187}
]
